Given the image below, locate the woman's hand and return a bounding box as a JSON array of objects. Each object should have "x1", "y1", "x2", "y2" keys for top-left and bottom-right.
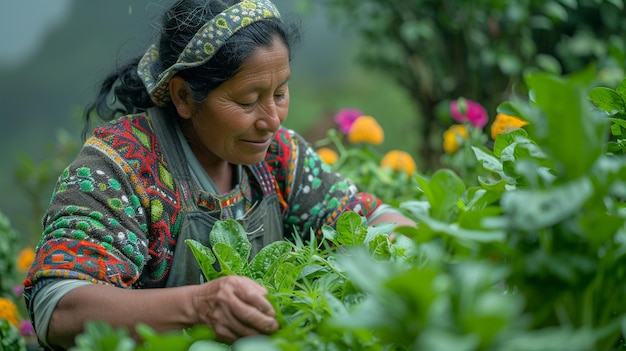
[{"x1": 191, "y1": 275, "x2": 279, "y2": 343}]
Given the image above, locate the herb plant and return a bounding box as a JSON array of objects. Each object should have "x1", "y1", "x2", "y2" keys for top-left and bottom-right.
[{"x1": 69, "y1": 68, "x2": 626, "y2": 350}]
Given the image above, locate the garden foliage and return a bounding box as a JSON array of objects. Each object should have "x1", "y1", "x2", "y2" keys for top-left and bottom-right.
[
  {"x1": 296, "y1": 0, "x2": 626, "y2": 169},
  {"x1": 54, "y1": 67, "x2": 626, "y2": 350}
]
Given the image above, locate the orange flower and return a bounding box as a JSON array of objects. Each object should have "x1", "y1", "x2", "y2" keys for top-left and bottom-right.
[
  {"x1": 490, "y1": 113, "x2": 528, "y2": 139},
  {"x1": 380, "y1": 150, "x2": 417, "y2": 176},
  {"x1": 443, "y1": 124, "x2": 469, "y2": 154},
  {"x1": 17, "y1": 248, "x2": 35, "y2": 272},
  {"x1": 347, "y1": 116, "x2": 384, "y2": 145},
  {"x1": 317, "y1": 147, "x2": 339, "y2": 165},
  {"x1": 0, "y1": 297, "x2": 19, "y2": 327}
]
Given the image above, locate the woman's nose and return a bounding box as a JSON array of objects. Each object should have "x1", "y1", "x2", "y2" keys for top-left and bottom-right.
[{"x1": 256, "y1": 102, "x2": 282, "y2": 132}]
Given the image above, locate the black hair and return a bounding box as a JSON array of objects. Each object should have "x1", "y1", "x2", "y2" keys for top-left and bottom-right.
[{"x1": 82, "y1": 0, "x2": 301, "y2": 140}]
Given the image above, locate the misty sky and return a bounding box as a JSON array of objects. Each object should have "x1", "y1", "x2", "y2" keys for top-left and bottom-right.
[{"x1": 1, "y1": 1, "x2": 71, "y2": 65}]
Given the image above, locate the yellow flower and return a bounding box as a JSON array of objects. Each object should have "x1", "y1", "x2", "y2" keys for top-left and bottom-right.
[
  {"x1": 347, "y1": 115, "x2": 384, "y2": 145},
  {"x1": 0, "y1": 297, "x2": 19, "y2": 327},
  {"x1": 317, "y1": 147, "x2": 339, "y2": 165},
  {"x1": 380, "y1": 150, "x2": 417, "y2": 176},
  {"x1": 490, "y1": 113, "x2": 528, "y2": 139},
  {"x1": 443, "y1": 124, "x2": 469, "y2": 154},
  {"x1": 17, "y1": 248, "x2": 35, "y2": 272}
]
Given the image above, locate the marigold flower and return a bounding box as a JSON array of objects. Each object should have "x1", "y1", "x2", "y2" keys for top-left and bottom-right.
[
  {"x1": 380, "y1": 150, "x2": 417, "y2": 176},
  {"x1": 450, "y1": 98, "x2": 488, "y2": 128},
  {"x1": 334, "y1": 108, "x2": 363, "y2": 134},
  {"x1": 443, "y1": 124, "x2": 469, "y2": 154},
  {"x1": 490, "y1": 113, "x2": 529, "y2": 139},
  {"x1": 0, "y1": 297, "x2": 19, "y2": 327},
  {"x1": 16, "y1": 248, "x2": 35, "y2": 272},
  {"x1": 316, "y1": 147, "x2": 339, "y2": 165},
  {"x1": 348, "y1": 115, "x2": 384, "y2": 145}
]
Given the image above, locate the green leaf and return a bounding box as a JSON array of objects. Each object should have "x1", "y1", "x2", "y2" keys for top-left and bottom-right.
[
  {"x1": 209, "y1": 220, "x2": 252, "y2": 262},
  {"x1": 399, "y1": 200, "x2": 430, "y2": 219},
  {"x1": 248, "y1": 240, "x2": 293, "y2": 281},
  {"x1": 492, "y1": 129, "x2": 530, "y2": 158},
  {"x1": 499, "y1": 327, "x2": 599, "y2": 351},
  {"x1": 535, "y1": 54, "x2": 562, "y2": 74},
  {"x1": 465, "y1": 188, "x2": 501, "y2": 210},
  {"x1": 457, "y1": 207, "x2": 502, "y2": 231},
  {"x1": 365, "y1": 221, "x2": 396, "y2": 242},
  {"x1": 71, "y1": 321, "x2": 135, "y2": 351},
  {"x1": 500, "y1": 139, "x2": 552, "y2": 187},
  {"x1": 335, "y1": 211, "x2": 368, "y2": 246},
  {"x1": 185, "y1": 239, "x2": 218, "y2": 281},
  {"x1": 579, "y1": 209, "x2": 624, "y2": 249},
  {"x1": 212, "y1": 242, "x2": 246, "y2": 276},
  {"x1": 135, "y1": 323, "x2": 212, "y2": 351},
  {"x1": 477, "y1": 176, "x2": 509, "y2": 192},
  {"x1": 188, "y1": 340, "x2": 229, "y2": 351},
  {"x1": 472, "y1": 146, "x2": 504, "y2": 174},
  {"x1": 416, "y1": 169, "x2": 465, "y2": 222},
  {"x1": 272, "y1": 262, "x2": 301, "y2": 292},
  {"x1": 321, "y1": 225, "x2": 337, "y2": 242},
  {"x1": 414, "y1": 215, "x2": 506, "y2": 243},
  {"x1": 616, "y1": 77, "x2": 626, "y2": 101},
  {"x1": 417, "y1": 329, "x2": 479, "y2": 351},
  {"x1": 500, "y1": 177, "x2": 593, "y2": 231},
  {"x1": 367, "y1": 234, "x2": 392, "y2": 260},
  {"x1": 589, "y1": 87, "x2": 626, "y2": 113},
  {"x1": 525, "y1": 72, "x2": 607, "y2": 179},
  {"x1": 135, "y1": 324, "x2": 193, "y2": 351},
  {"x1": 543, "y1": 1, "x2": 568, "y2": 21},
  {"x1": 0, "y1": 319, "x2": 26, "y2": 351},
  {"x1": 608, "y1": 117, "x2": 626, "y2": 129},
  {"x1": 610, "y1": 121, "x2": 624, "y2": 136},
  {"x1": 232, "y1": 335, "x2": 279, "y2": 351}
]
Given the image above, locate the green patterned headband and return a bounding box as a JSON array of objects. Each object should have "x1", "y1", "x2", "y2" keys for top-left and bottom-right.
[{"x1": 137, "y1": 0, "x2": 281, "y2": 107}]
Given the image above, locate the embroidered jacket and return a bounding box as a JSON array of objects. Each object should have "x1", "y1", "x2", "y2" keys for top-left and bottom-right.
[{"x1": 23, "y1": 113, "x2": 382, "y2": 294}]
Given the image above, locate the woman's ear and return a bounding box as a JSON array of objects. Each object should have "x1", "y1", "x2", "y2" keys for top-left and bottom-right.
[{"x1": 169, "y1": 76, "x2": 195, "y2": 119}]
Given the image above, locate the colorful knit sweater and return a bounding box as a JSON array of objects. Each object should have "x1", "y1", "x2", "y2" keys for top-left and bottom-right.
[{"x1": 23, "y1": 113, "x2": 382, "y2": 294}]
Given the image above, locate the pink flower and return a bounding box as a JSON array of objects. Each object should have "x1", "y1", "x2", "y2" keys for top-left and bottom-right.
[
  {"x1": 334, "y1": 108, "x2": 363, "y2": 134},
  {"x1": 19, "y1": 320, "x2": 35, "y2": 336},
  {"x1": 13, "y1": 285, "x2": 23, "y2": 297},
  {"x1": 450, "y1": 98, "x2": 488, "y2": 128}
]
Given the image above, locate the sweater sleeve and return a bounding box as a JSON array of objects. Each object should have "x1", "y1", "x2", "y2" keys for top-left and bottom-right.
[
  {"x1": 24, "y1": 137, "x2": 151, "y2": 292},
  {"x1": 266, "y1": 128, "x2": 383, "y2": 240}
]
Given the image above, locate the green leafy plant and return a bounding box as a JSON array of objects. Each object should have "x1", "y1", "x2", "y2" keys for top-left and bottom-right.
[
  {"x1": 590, "y1": 77, "x2": 626, "y2": 155},
  {"x1": 70, "y1": 322, "x2": 220, "y2": 351},
  {"x1": 0, "y1": 319, "x2": 25, "y2": 351},
  {"x1": 0, "y1": 211, "x2": 19, "y2": 299},
  {"x1": 68, "y1": 66, "x2": 626, "y2": 350},
  {"x1": 186, "y1": 220, "x2": 298, "y2": 293}
]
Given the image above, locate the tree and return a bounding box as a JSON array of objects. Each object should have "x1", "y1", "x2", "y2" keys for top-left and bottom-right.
[{"x1": 297, "y1": 0, "x2": 626, "y2": 170}]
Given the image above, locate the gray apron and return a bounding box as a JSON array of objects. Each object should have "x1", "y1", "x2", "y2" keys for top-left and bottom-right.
[{"x1": 148, "y1": 107, "x2": 285, "y2": 288}]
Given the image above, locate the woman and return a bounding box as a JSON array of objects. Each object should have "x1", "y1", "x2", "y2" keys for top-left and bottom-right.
[{"x1": 23, "y1": 0, "x2": 414, "y2": 349}]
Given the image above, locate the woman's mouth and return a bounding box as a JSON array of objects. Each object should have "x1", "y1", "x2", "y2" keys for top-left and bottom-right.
[{"x1": 242, "y1": 136, "x2": 272, "y2": 150}]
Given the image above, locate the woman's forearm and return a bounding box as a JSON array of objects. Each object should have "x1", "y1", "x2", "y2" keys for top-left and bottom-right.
[
  {"x1": 46, "y1": 275, "x2": 278, "y2": 348},
  {"x1": 47, "y1": 283, "x2": 198, "y2": 349},
  {"x1": 369, "y1": 211, "x2": 415, "y2": 228}
]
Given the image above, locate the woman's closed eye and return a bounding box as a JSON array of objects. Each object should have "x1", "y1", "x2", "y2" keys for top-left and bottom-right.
[
  {"x1": 274, "y1": 87, "x2": 288, "y2": 102},
  {"x1": 239, "y1": 100, "x2": 257, "y2": 108}
]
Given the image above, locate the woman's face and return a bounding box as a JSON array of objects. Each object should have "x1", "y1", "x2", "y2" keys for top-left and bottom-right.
[{"x1": 184, "y1": 36, "x2": 291, "y2": 168}]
